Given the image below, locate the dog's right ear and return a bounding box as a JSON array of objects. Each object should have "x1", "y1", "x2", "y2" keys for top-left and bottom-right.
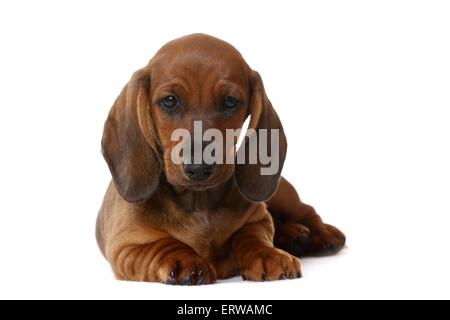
[{"x1": 102, "y1": 69, "x2": 161, "y2": 203}]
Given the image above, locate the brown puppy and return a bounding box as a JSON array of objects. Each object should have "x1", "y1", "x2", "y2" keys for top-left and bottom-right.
[{"x1": 96, "y1": 34, "x2": 346, "y2": 284}]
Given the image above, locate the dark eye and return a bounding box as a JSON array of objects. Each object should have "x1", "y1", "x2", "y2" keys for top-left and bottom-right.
[
  {"x1": 222, "y1": 96, "x2": 239, "y2": 111},
  {"x1": 159, "y1": 95, "x2": 179, "y2": 110}
]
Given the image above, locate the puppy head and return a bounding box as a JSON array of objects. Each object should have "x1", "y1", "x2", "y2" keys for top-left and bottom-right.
[{"x1": 102, "y1": 34, "x2": 286, "y2": 203}]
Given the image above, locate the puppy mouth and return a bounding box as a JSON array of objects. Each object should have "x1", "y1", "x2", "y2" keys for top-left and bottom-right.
[
  {"x1": 167, "y1": 164, "x2": 234, "y2": 191},
  {"x1": 183, "y1": 181, "x2": 220, "y2": 191},
  {"x1": 188, "y1": 185, "x2": 215, "y2": 191}
]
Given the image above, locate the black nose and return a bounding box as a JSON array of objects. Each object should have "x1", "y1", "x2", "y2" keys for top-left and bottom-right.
[{"x1": 183, "y1": 163, "x2": 215, "y2": 181}]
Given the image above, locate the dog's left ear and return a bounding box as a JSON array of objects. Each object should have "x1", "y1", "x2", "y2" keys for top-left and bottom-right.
[
  {"x1": 235, "y1": 71, "x2": 288, "y2": 202},
  {"x1": 102, "y1": 68, "x2": 162, "y2": 203}
]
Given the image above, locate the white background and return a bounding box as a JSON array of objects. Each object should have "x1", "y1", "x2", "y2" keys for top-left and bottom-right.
[{"x1": 0, "y1": 0, "x2": 449, "y2": 300}]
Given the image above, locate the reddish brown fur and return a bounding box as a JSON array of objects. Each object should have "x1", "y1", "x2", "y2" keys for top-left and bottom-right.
[{"x1": 96, "y1": 34, "x2": 345, "y2": 284}]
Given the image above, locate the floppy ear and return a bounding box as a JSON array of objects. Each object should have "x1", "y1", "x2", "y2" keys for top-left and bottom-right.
[
  {"x1": 235, "y1": 71, "x2": 287, "y2": 202},
  {"x1": 102, "y1": 69, "x2": 161, "y2": 203}
]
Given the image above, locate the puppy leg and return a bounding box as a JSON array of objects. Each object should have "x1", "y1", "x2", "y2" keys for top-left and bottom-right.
[
  {"x1": 110, "y1": 238, "x2": 217, "y2": 285},
  {"x1": 268, "y1": 177, "x2": 346, "y2": 256},
  {"x1": 232, "y1": 213, "x2": 301, "y2": 281}
]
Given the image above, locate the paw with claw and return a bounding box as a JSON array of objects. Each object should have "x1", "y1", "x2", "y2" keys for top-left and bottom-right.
[
  {"x1": 157, "y1": 252, "x2": 217, "y2": 285},
  {"x1": 239, "y1": 247, "x2": 301, "y2": 282}
]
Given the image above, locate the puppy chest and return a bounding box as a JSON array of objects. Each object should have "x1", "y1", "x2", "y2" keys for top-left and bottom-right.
[{"x1": 175, "y1": 211, "x2": 231, "y2": 260}]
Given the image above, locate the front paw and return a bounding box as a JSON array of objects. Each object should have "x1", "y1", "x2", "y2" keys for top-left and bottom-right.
[
  {"x1": 157, "y1": 252, "x2": 217, "y2": 285},
  {"x1": 240, "y1": 247, "x2": 301, "y2": 282}
]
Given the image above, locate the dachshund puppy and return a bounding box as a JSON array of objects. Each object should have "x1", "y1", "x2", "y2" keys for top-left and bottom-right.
[{"x1": 96, "y1": 34, "x2": 345, "y2": 284}]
